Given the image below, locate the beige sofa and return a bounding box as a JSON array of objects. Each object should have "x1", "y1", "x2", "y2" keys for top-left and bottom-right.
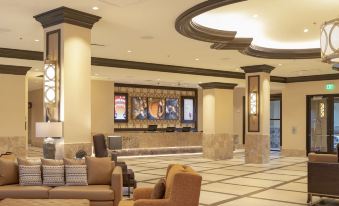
[{"x1": 0, "y1": 160, "x2": 123, "y2": 206}]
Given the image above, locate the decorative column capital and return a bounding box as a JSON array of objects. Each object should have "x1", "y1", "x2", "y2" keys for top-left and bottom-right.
[
  {"x1": 34, "y1": 7, "x2": 101, "y2": 29},
  {"x1": 241, "y1": 64, "x2": 275, "y2": 74},
  {"x1": 199, "y1": 82, "x2": 237, "y2": 90}
]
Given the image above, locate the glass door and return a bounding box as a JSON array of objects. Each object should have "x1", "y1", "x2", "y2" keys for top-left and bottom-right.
[
  {"x1": 270, "y1": 94, "x2": 282, "y2": 151},
  {"x1": 307, "y1": 94, "x2": 339, "y2": 154},
  {"x1": 333, "y1": 97, "x2": 339, "y2": 151},
  {"x1": 308, "y1": 96, "x2": 329, "y2": 153}
]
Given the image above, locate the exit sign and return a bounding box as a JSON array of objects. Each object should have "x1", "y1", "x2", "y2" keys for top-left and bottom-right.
[{"x1": 326, "y1": 84, "x2": 335, "y2": 91}]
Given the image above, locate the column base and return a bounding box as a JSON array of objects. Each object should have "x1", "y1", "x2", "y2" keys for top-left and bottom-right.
[
  {"x1": 202, "y1": 133, "x2": 233, "y2": 160},
  {"x1": 245, "y1": 134, "x2": 270, "y2": 164},
  {"x1": 64, "y1": 142, "x2": 92, "y2": 158}
]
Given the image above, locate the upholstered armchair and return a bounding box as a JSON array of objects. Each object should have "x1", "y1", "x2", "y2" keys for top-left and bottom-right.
[{"x1": 119, "y1": 164, "x2": 202, "y2": 206}]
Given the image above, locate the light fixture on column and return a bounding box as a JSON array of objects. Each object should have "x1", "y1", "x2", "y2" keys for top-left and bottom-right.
[
  {"x1": 319, "y1": 102, "x2": 325, "y2": 118},
  {"x1": 321, "y1": 18, "x2": 339, "y2": 67},
  {"x1": 44, "y1": 60, "x2": 57, "y2": 104},
  {"x1": 249, "y1": 92, "x2": 258, "y2": 115}
]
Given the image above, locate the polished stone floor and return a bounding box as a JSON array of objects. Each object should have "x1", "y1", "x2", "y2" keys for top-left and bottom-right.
[
  {"x1": 120, "y1": 152, "x2": 335, "y2": 206},
  {"x1": 28, "y1": 146, "x2": 337, "y2": 205}
]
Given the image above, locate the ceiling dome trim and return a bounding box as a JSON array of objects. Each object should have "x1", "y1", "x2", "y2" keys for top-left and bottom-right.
[{"x1": 175, "y1": 0, "x2": 320, "y2": 59}]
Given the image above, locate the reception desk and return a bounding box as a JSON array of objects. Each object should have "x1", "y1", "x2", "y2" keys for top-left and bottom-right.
[{"x1": 109, "y1": 131, "x2": 203, "y2": 156}]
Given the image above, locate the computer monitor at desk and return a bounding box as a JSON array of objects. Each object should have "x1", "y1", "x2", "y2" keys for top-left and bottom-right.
[
  {"x1": 147, "y1": 125, "x2": 158, "y2": 132},
  {"x1": 182, "y1": 127, "x2": 191, "y2": 132}
]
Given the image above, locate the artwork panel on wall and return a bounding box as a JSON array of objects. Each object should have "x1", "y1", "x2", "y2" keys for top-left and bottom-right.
[
  {"x1": 114, "y1": 93, "x2": 128, "y2": 122},
  {"x1": 165, "y1": 98, "x2": 180, "y2": 120},
  {"x1": 181, "y1": 96, "x2": 195, "y2": 123},
  {"x1": 131, "y1": 97, "x2": 148, "y2": 120},
  {"x1": 148, "y1": 97, "x2": 166, "y2": 120}
]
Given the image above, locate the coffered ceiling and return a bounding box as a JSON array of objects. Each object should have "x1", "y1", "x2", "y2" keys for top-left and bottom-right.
[{"x1": 0, "y1": 0, "x2": 338, "y2": 90}]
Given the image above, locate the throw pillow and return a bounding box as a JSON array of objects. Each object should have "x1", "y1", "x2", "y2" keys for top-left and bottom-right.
[
  {"x1": 65, "y1": 165, "x2": 88, "y2": 186},
  {"x1": 0, "y1": 158, "x2": 18, "y2": 186},
  {"x1": 63, "y1": 158, "x2": 85, "y2": 165},
  {"x1": 151, "y1": 178, "x2": 166, "y2": 199},
  {"x1": 42, "y1": 165, "x2": 65, "y2": 186},
  {"x1": 19, "y1": 165, "x2": 42, "y2": 186},
  {"x1": 17, "y1": 158, "x2": 41, "y2": 166},
  {"x1": 41, "y1": 159, "x2": 63, "y2": 166},
  {"x1": 86, "y1": 157, "x2": 113, "y2": 185}
]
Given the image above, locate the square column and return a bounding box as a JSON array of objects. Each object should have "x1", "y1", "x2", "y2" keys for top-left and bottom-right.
[
  {"x1": 200, "y1": 83, "x2": 237, "y2": 160},
  {"x1": 242, "y1": 65, "x2": 275, "y2": 164},
  {"x1": 35, "y1": 7, "x2": 101, "y2": 158}
]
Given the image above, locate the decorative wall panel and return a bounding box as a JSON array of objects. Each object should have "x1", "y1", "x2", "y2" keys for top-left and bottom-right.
[{"x1": 114, "y1": 84, "x2": 197, "y2": 129}]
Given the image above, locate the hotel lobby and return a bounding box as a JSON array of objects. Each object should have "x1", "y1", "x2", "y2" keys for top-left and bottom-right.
[{"x1": 0, "y1": 0, "x2": 339, "y2": 206}]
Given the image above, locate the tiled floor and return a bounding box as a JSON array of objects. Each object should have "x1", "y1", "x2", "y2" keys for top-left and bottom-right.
[
  {"x1": 119, "y1": 152, "x2": 337, "y2": 206},
  {"x1": 27, "y1": 146, "x2": 338, "y2": 205}
]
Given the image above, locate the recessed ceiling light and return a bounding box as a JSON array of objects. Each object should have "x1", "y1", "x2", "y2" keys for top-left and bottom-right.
[
  {"x1": 92, "y1": 6, "x2": 99, "y2": 10},
  {"x1": 304, "y1": 28, "x2": 309, "y2": 33},
  {"x1": 34, "y1": 39, "x2": 39, "y2": 42},
  {"x1": 127, "y1": 50, "x2": 132, "y2": 53},
  {"x1": 195, "y1": 58, "x2": 199, "y2": 61},
  {"x1": 252, "y1": 14, "x2": 259, "y2": 18}
]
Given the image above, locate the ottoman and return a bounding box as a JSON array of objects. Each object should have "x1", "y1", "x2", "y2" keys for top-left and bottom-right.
[{"x1": 0, "y1": 199, "x2": 89, "y2": 206}]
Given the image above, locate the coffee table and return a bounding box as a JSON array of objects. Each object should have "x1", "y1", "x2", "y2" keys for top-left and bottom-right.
[{"x1": 1, "y1": 199, "x2": 89, "y2": 206}]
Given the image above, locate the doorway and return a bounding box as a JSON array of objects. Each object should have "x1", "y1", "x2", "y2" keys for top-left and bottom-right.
[
  {"x1": 307, "y1": 94, "x2": 339, "y2": 154},
  {"x1": 270, "y1": 94, "x2": 282, "y2": 151}
]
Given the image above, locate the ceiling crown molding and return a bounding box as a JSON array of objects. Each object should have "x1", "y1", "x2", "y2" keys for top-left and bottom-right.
[
  {"x1": 34, "y1": 6, "x2": 101, "y2": 29},
  {"x1": 175, "y1": 0, "x2": 321, "y2": 59},
  {"x1": 199, "y1": 82, "x2": 238, "y2": 89},
  {"x1": 0, "y1": 64, "x2": 31, "y2": 75},
  {"x1": 0, "y1": 48, "x2": 43, "y2": 61},
  {"x1": 1, "y1": 47, "x2": 338, "y2": 83},
  {"x1": 241, "y1": 64, "x2": 275, "y2": 74},
  {"x1": 241, "y1": 45, "x2": 321, "y2": 59}
]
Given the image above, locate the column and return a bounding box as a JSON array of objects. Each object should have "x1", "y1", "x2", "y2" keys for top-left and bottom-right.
[
  {"x1": 0, "y1": 65, "x2": 30, "y2": 157},
  {"x1": 35, "y1": 7, "x2": 101, "y2": 158},
  {"x1": 91, "y1": 80, "x2": 115, "y2": 136},
  {"x1": 241, "y1": 65, "x2": 275, "y2": 164},
  {"x1": 200, "y1": 82, "x2": 237, "y2": 160}
]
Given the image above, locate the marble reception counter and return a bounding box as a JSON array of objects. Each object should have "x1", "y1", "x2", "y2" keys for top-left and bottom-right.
[{"x1": 109, "y1": 131, "x2": 202, "y2": 155}]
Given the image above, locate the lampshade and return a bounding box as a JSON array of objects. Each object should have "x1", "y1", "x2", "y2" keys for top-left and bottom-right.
[
  {"x1": 321, "y1": 18, "x2": 339, "y2": 63},
  {"x1": 36, "y1": 122, "x2": 63, "y2": 138}
]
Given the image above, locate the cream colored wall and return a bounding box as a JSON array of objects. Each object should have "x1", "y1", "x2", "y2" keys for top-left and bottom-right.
[
  {"x1": 0, "y1": 74, "x2": 26, "y2": 137},
  {"x1": 28, "y1": 89, "x2": 44, "y2": 147},
  {"x1": 203, "y1": 89, "x2": 233, "y2": 134},
  {"x1": 0, "y1": 74, "x2": 27, "y2": 157},
  {"x1": 233, "y1": 87, "x2": 245, "y2": 143},
  {"x1": 59, "y1": 23, "x2": 92, "y2": 144},
  {"x1": 282, "y1": 80, "x2": 339, "y2": 154},
  {"x1": 91, "y1": 80, "x2": 114, "y2": 135}
]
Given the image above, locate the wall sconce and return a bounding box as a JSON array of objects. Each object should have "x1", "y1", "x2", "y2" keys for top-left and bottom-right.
[
  {"x1": 249, "y1": 92, "x2": 258, "y2": 115},
  {"x1": 319, "y1": 102, "x2": 325, "y2": 118},
  {"x1": 44, "y1": 60, "x2": 57, "y2": 104}
]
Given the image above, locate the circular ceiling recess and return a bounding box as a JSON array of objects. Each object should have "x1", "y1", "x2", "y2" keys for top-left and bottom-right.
[{"x1": 175, "y1": 0, "x2": 339, "y2": 59}]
